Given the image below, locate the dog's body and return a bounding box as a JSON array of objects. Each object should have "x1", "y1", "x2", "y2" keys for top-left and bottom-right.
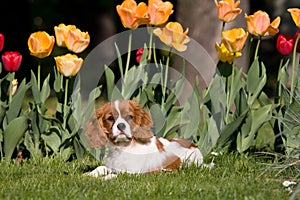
[{"x1": 85, "y1": 100, "x2": 204, "y2": 179}]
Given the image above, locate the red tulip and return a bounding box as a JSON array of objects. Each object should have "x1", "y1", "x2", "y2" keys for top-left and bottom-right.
[
  {"x1": 294, "y1": 30, "x2": 300, "y2": 53},
  {"x1": 0, "y1": 33, "x2": 4, "y2": 52},
  {"x1": 2, "y1": 51, "x2": 22, "y2": 72},
  {"x1": 276, "y1": 34, "x2": 294, "y2": 56},
  {"x1": 136, "y1": 48, "x2": 144, "y2": 64}
]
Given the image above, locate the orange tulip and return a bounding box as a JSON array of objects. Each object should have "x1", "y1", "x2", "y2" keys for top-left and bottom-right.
[
  {"x1": 215, "y1": 42, "x2": 242, "y2": 63},
  {"x1": 54, "y1": 23, "x2": 77, "y2": 47},
  {"x1": 245, "y1": 10, "x2": 280, "y2": 37},
  {"x1": 153, "y1": 22, "x2": 190, "y2": 52},
  {"x1": 54, "y1": 24, "x2": 90, "y2": 53},
  {"x1": 116, "y1": 0, "x2": 149, "y2": 29},
  {"x1": 54, "y1": 54, "x2": 83, "y2": 77},
  {"x1": 28, "y1": 31, "x2": 55, "y2": 58},
  {"x1": 215, "y1": 0, "x2": 242, "y2": 23},
  {"x1": 65, "y1": 28, "x2": 90, "y2": 53},
  {"x1": 221, "y1": 28, "x2": 248, "y2": 53},
  {"x1": 288, "y1": 8, "x2": 300, "y2": 28},
  {"x1": 148, "y1": 0, "x2": 173, "y2": 25}
]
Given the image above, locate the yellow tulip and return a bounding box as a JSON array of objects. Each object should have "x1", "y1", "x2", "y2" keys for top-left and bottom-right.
[
  {"x1": 153, "y1": 22, "x2": 190, "y2": 52},
  {"x1": 287, "y1": 8, "x2": 300, "y2": 28},
  {"x1": 221, "y1": 28, "x2": 248, "y2": 53},
  {"x1": 215, "y1": 42, "x2": 241, "y2": 63},
  {"x1": 116, "y1": 0, "x2": 149, "y2": 29},
  {"x1": 28, "y1": 31, "x2": 55, "y2": 58},
  {"x1": 245, "y1": 10, "x2": 280, "y2": 37},
  {"x1": 54, "y1": 54, "x2": 83, "y2": 77},
  {"x1": 54, "y1": 23, "x2": 77, "y2": 47},
  {"x1": 215, "y1": 0, "x2": 242, "y2": 23},
  {"x1": 148, "y1": 0, "x2": 173, "y2": 25}
]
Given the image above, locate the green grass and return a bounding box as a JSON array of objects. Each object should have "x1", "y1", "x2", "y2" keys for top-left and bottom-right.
[{"x1": 0, "y1": 153, "x2": 299, "y2": 200}]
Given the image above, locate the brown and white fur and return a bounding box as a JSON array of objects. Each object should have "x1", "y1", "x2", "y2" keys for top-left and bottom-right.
[{"x1": 85, "y1": 100, "x2": 204, "y2": 179}]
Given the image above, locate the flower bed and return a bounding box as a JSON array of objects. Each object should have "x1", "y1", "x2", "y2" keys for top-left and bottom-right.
[{"x1": 0, "y1": 0, "x2": 299, "y2": 164}]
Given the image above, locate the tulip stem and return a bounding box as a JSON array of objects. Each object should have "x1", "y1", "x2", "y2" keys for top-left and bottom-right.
[
  {"x1": 221, "y1": 22, "x2": 225, "y2": 33},
  {"x1": 162, "y1": 49, "x2": 171, "y2": 105},
  {"x1": 226, "y1": 60, "x2": 235, "y2": 123},
  {"x1": 148, "y1": 26, "x2": 153, "y2": 62},
  {"x1": 63, "y1": 78, "x2": 69, "y2": 130},
  {"x1": 153, "y1": 43, "x2": 159, "y2": 68},
  {"x1": 124, "y1": 30, "x2": 132, "y2": 82},
  {"x1": 248, "y1": 37, "x2": 253, "y2": 64},
  {"x1": 8, "y1": 72, "x2": 15, "y2": 104},
  {"x1": 38, "y1": 62, "x2": 41, "y2": 91},
  {"x1": 290, "y1": 34, "x2": 300, "y2": 103},
  {"x1": 275, "y1": 57, "x2": 284, "y2": 105},
  {"x1": 254, "y1": 37, "x2": 261, "y2": 60}
]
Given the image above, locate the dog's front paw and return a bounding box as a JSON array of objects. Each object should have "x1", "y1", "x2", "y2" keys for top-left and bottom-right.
[{"x1": 84, "y1": 166, "x2": 116, "y2": 179}]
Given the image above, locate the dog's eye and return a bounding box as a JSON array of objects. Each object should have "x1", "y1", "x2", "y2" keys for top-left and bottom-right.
[
  {"x1": 107, "y1": 116, "x2": 114, "y2": 121},
  {"x1": 125, "y1": 115, "x2": 133, "y2": 121}
]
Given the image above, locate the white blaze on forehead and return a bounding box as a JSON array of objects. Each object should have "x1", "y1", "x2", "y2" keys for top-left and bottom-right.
[
  {"x1": 112, "y1": 100, "x2": 132, "y2": 138},
  {"x1": 114, "y1": 100, "x2": 121, "y2": 116}
]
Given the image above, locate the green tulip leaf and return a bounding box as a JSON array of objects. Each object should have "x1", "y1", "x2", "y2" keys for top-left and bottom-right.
[
  {"x1": 247, "y1": 58, "x2": 267, "y2": 106},
  {"x1": 30, "y1": 70, "x2": 41, "y2": 104},
  {"x1": 105, "y1": 65, "x2": 122, "y2": 101},
  {"x1": 139, "y1": 44, "x2": 149, "y2": 66},
  {"x1": 6, "y1": 79, "x2": 31, "y2": 123},
  {"x1": 227, "y1": 68, "x2": 245, "y2": 112},
  {"x1": 217, "y1": 110, "x2": 248, "y2": 148},
  {"x1": 74, "y1": 137, "x2": 85, "y2": 159},
  {"x1": 114, "y1": 42, "x2": 124, "y2": 77},
  {"x1": 150, "y1": 104, "x2": 166, "y2": 135},
  {"x1": 40, "y1": 74, "x2": 51, "y2": 103},
  {"x1": 42, "y1": 127, "x2": 62, "y2": 153},
  {"x1": 237, "y1": 104, "x2": 272, "y2": 153},
  {"x1": 4, "y1": 116, "x2": 28, "y2": 158}
]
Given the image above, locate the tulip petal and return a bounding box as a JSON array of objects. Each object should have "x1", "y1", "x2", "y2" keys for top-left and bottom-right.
[
  {"x1": 28, "y1": 31, "x2": 55, "y2": 58},
  {"x1": 288, "y1": 8, "x2": 300, "y2": 28},
  {"x1": 216, "y1": 0, "x2": 242, "y2": 22}
]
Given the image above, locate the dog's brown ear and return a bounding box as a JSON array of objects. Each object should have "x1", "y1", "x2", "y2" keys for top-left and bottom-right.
[
  {"x1": 84, "y1": 113, "x2": 108, "y2": 148},
  {"x1": 132, "y1": 125, "x2": 154, "y2": 143},
  {"x1": 129, "y1": 100, "x2": 153, "y2": 126},
  {"x1": 129, "y1": 100, "x2": 154, "y2": 142}
]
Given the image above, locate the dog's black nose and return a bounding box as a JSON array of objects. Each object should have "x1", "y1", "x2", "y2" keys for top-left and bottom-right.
[{"x1": 117, "y1": 123, "x2": 126, "y2": 131}]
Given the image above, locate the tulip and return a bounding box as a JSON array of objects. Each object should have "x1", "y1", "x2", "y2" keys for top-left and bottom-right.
[
  {"x1": 215, "y1": 42, "x2": 241, "y2": 63},
  {"x1": 7, "y1": 79, "x2": 18, "y2": 96},
  {"x1": 65, "y1": 28, "x2": 90, "y2": 53},
  {"x1": 28, "y1": 31, "x2": 55, "y2": 58},
  {"x1": 136, "y1": 48, "x2": 144, "y2": 64},
  {"x1": 54, "y1": 54, "x2": 83, "y2": 77},
  {"x1": 288, "y1": 8, "x2": 300, "y2": 29},
  {"x1": 294, "y1": 31, "x2": 300, "y2": 53},
  {"x1": 221, "y1": 28, "x2": 248, "y2": 53},
  {"x1": 245, "y1": 10, "x2": 280, "y2": 37},
  {"x1": 153, "y1": 22, "x2": 190, "y2": 52},
  {"x1": 54, "y1": 23, "x2": 77, "y2": 47},
  {"x1": 276, "y1": 34, "x2": 294, "y2": 56},
  {"x1": 54, "y1": 24, "x2": 90, "y2": 53},
  {"x1": 148, "y1": 0, "x2": 173, "y2": 25},
  {"x1": 0, "y1": 33, "x2": 4, "y2": 52},
  {"x1": 2, "y1": 51, "x2": 22, "y2": 72},
  {"x1": 214, "y1": 0, "x2": 242, "y2": 23},
  {"x1": 116, "y1": 0, "x2": 149, "y2": 29}
]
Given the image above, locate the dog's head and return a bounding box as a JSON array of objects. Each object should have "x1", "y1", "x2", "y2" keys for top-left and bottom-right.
[{"x1": 95, "y1": 100, "x2": 154, "y2": 146}]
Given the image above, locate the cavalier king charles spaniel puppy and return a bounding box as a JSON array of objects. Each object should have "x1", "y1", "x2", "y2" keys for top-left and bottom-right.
[{"x1": 85, "y1": 100, "x2": 205, "y2": 179}]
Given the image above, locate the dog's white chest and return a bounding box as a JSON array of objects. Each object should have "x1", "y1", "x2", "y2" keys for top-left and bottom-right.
[{"x1": 105, "y1": 137, "x2": 168, "y2": 173}]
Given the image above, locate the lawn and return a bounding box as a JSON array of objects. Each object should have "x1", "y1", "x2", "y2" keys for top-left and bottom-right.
[{"x1": 0, "y1": 153, "x2": 298, "y2": 200}]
